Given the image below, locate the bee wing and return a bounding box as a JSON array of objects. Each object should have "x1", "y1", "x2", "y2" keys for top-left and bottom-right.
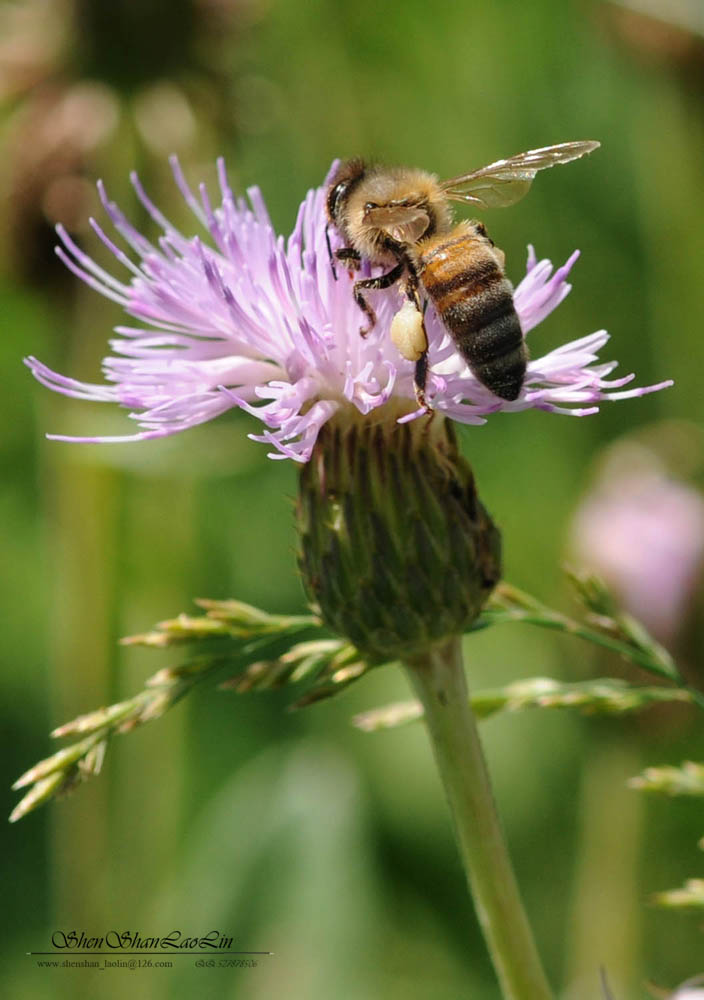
[
  {"x1": 364, "y1": 204, "x2": 431, "y2": 244},
  {"x1": 440, "y1": 140, "x2": 600, "y2": 208}
]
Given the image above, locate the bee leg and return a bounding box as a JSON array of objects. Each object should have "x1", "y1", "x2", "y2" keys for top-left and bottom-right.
[
  {"x1": 353, "y1": 262, "x2": 404, "y2": 336},
  {"x1": 334, "y1": 248, "x2": 362, "y2": 271},
  {"x1": 413, "y1": 352, "x2": 432, "y2": 412},
  {"x1": 353, "y1": 286, "x2": 377, "y2": 337},
  {"x1": 400, "y1": 264, "x2": 432, "y2": 412}
]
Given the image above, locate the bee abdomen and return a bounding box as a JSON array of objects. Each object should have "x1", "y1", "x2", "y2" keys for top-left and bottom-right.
[{"x1": 421, "y1": 247, "x2": 527, "y2": 401}]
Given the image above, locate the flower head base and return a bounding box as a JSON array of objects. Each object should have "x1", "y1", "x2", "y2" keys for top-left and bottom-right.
[
  {"x1": 26, "y1": 158, "x2": 671, "y2": 462},
  {"x1": 297, "y1": 408, "x2": 501, "y2": 659}
]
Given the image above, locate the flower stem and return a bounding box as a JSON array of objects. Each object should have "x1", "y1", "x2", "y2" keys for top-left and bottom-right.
[{"x1": 404, "y1": 636, "x2": 553, "y2": 1000}]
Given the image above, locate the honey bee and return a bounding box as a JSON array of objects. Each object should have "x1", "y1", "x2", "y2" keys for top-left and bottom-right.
[{"x1": 326, "y1": 141, "x2": 600, "y2": 406}]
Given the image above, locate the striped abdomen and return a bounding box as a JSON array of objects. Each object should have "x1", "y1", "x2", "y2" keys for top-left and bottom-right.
[{"x1": 419, "y1": 224, "x2": 527, "y2": 400}]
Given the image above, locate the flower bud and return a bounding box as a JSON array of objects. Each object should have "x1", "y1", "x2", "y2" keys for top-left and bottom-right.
[{"x1": 296, "y1": 408, "x2": 501, "y2": 660}]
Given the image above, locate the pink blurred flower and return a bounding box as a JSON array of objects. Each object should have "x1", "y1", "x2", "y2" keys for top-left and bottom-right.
[
  {"x1": 669, "y1": 977, "x2": 704, "y2": 1000},
  {"x1": 26, "y1": 158, "x2": 671, "y2": 462},
  {"x1": 572, "y1": 453, "x2": 704, "y2": 643}
]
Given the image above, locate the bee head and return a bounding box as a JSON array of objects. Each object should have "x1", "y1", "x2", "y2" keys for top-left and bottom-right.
[{"x1": 326, "y1": 159, "x2": 367, "y2": 230}]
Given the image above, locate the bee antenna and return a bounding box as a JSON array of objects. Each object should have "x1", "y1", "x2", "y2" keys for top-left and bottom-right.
[{"x1": 325, "y1": 224, "x2": 338, "y2": 281}]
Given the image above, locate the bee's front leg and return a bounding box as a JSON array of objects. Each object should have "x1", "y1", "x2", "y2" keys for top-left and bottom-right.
[
  {"x1": 352, "y1": 262, "x2": 404, "y2": 336},
  {"x1": 325, "y1": 235, "x2": 363, "y2": 281},
  {"x1": 335, "y1": 248, "x2": 362, "y2": 271}
]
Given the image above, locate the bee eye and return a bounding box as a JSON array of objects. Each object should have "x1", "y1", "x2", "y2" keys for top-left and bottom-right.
[{"x1": 364, "y1": 202, "x2": 379, "y2": 212}]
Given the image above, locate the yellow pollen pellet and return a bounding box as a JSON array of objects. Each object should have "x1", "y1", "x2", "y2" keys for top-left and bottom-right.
[{"x1": 390, "y1": 300, "x2": 428, "y2": 362}]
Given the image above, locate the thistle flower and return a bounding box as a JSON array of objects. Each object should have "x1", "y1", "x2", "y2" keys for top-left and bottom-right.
[
  {"x1": 18, "y1": 155, "x2": 685, "y2": 1000},
  {"x1": 25, "y1": 158, "x2": 670, "y2": 462}
]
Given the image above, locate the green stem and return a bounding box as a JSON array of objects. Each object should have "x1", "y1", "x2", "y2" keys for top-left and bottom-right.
[{"x1": 404, "y1": 636, "x2": 553, "y2": 1000}]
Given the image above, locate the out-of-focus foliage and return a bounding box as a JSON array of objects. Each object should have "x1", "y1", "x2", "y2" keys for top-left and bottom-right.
[
  {"x1": 2, "y1": 1, "x2": 703, "y2": 999},
  {"x1": 12, "y1": 578, "x2": 698, "y2": 824},
  {"x1": 631, "y1": 761, "x2": 704, "y2": 798}
]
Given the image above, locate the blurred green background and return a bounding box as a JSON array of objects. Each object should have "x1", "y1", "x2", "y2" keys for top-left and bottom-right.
[{"x1": 2, "y1": 0, "x2": 703, "y2": 997}]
